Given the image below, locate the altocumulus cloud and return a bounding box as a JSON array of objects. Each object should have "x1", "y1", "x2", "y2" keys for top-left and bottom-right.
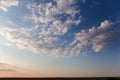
[
  {"x1": 0, "y1": 0, "x2": 119, "y2": 57},
  {"x1": 0, "y1": 0, "x2": 18, "y2": 11}
]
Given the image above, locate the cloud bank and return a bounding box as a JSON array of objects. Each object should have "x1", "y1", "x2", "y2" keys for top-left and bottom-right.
[{"x1": 0, "y1": 0, "x2": 119, "y2": 57}]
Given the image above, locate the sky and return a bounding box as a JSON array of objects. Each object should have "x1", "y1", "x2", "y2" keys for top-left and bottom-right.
[{"x1": 0, "y1": 0, "x2": 120, "y2": 77}]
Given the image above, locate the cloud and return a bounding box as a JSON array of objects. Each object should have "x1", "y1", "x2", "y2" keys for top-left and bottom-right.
[
  {"x1": 0, "y1": 20, "x2": 118, "y2": 57},
  {"x1": 92, "y1": 34, "x2": 108, "y2": 52},
  {"x1": 26, "y1": 0, "x2": 81, "y2": 37},
  {"x1": 0, "y1": 0, "x2": 18, "y2": 11},
  {"x1": 0, "y1": 0, "x2": 81, "y2": 57},
  {"x1": 0, "y1": 0, "x2": 119, "y2": 57},
  {"x1": 69, "y1": 20, "x2": 117, "y2": 55},
  {"x1": 0, "y1": 62, "x2": 16, "y2": 72},
  {"x1": 0, "y1": 62, "x2": 35, "y2": 77}
]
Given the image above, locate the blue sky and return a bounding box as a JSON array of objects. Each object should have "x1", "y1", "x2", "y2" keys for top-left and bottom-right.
[{"x1": 0, "y1": 0, "x2": 120, "y2": 77}]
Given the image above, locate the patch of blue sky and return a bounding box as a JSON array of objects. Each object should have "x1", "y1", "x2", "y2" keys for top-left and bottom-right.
[{"x1": 5, "y1": 2, "x2": 33, "y2": 28}]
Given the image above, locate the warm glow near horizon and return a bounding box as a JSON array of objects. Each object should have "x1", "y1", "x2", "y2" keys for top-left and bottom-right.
[{"x1": 0, "y1": 0, "x2": 120, "y2": 77}]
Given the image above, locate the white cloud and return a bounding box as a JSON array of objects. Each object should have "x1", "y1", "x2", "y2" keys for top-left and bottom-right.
[
  {"x1": 0, "y1": 20, "x2": 117, "y2": 57},
  {"x1": 0, "y1": 0, "x2": 81, "y2": 57},
  {"x1": 69, "y1": 20, "x2": 114, "y2": 55},
  {"x1": 0, "y1": 0, "x2": 18, "y2": 11},
  {"x1": 98, "y1": 20, "x2": 113, "y2": 30},
  {"x1": 27, "y1": 0, "x2": 81, "y2": 35},
  {"x1": 0, "y1": 0, "x2": 118, "y2": 57},
  {"x1": 92, "y1": 34, "x2": 106, "y2": 52},
  {"x1": 0, "y1": 26, "x2": 60, "y2": 54}
]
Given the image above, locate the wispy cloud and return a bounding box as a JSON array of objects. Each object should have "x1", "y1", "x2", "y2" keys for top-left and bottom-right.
[
  {"x1": 0, "y1": 62, "x2": 16, "y2": 72},
  {"x1": 0, "y1": 0, "x2": 18, "y2": 11},
  {"x1": 0, "y1": 62, "x2": 35, "y2": 77}
]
